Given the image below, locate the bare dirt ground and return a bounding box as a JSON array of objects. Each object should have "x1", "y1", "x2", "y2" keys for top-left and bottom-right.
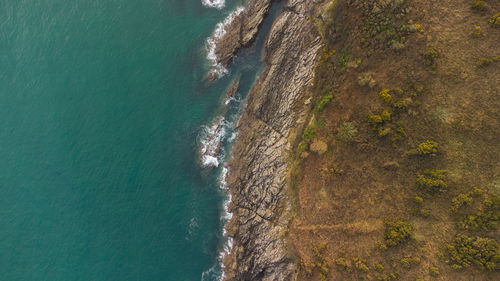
[{"x1": 288, "y1": 0, "x2": 500, "y2": 280}]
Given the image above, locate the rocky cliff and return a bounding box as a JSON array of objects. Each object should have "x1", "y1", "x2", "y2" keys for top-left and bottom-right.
[{"x1": 220, "y1": 0, "x2": 323, "y2": 280}]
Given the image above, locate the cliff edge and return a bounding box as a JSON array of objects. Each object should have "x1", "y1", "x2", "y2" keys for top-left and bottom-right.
[{"x1": 221, "y1": 0, "x2": 323, "y2": 280}]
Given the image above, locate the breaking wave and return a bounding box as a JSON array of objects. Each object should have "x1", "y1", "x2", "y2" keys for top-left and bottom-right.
[
  {"x1": 201, "y1": 0, "x2": 225, "y2": 9},
  {"x1": 206, "y1": 6, "x2": 245, "y2": 78}
]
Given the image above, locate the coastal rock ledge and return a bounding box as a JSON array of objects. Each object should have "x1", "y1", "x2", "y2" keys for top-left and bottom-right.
[
  {"x1": 213, "y1": 0, "x2": 272, "y2": 68},
  {"x1": 223, "y1": 0, "x2": 322, "y2": 280}
]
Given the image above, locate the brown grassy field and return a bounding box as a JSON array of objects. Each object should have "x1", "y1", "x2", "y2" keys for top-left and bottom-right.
[{"x1": 287, "y1": 0, "x2": 500, "y2": 280}]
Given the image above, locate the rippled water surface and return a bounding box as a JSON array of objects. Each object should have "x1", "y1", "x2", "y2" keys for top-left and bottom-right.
[{"x1": 0, "y1": 0, "x2": 247, "y2": 280}]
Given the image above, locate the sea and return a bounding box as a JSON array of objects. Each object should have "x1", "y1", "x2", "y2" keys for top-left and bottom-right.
[{"x1": 0, "y1": 0, "x2": 280, "y2": 280}]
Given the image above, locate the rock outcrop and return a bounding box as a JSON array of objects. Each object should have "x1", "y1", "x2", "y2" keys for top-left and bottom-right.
[
  {"x1": 213, "y1": 0, "x2": 273, "y2": 68},
  {"x1": 223, "y1": 0, "x2": 323, "y2": 280}
]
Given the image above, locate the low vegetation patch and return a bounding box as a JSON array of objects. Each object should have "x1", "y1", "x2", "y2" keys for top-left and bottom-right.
[
  {"x1": 336, "y1": 122, "x2": 358, "y2": 142},
  {"x1": 408, "y1": 140, "x2": 439, "y2": 156},
  {"x1": 445, "y1": 234, "x2": 500, "y2": 270},
  {"x1": 459, "y1": 197, "x2": 500, "y2": 232},
  {"x1": 416, "y1": 169, "x2": 448, "y2": 193},
  {"x1": 490, "y1": 12, "x2": 500, "y2": 27},
  {"x1": 384, "y1": 219, "x2": 413, "y2": 246}
]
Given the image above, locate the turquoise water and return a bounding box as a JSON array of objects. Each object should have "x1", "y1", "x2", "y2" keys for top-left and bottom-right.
[{"x1": 0, "y1": 0, "x2": 259, "y2": 280}]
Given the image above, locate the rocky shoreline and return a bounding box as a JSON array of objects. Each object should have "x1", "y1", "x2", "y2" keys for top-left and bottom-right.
[{"x1": 214, "y1": 0, "x2": 323, "y2": 280}]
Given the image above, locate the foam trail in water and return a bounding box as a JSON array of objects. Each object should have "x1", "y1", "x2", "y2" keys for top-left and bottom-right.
[
  {"x1": 199, "y1": 116, "x2": 227, "y2": 168},
  {"x1": 206, "y1": 7, "x2": 245, "y2": 78},
  {"x1": 217, "y1": 166, "x2": 234, "y2": 281},
  {"x1": 201, "y1": 0, "x2": 225, "y2": 9}
]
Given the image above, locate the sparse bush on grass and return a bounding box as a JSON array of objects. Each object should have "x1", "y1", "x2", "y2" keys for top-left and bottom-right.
[
  {"x1": 451, "y1": 193, "x2": 474, "y2": 212},
  {"x1": 416, "y1": 169, "x2": 448, "y2": 193},
  {"x1": 391, "y1": 126, "x2": 407, "y2": 143},
  {"x1": 477, "y1": 56, "x2": 500, "y2": 67},
  {"x1": 358, "y1": 72, "x2": 376, "y2": 88},
  {"x1": 314, "y1": 93, "x2": 334, "y2": 113},
  {"x1": 336, "y1": 44, "x2": 352, "y2": 73},
  {"x1": 298, "y1": 125, "x2": 316, "y2": 153},
  {"x1": 400, "y1": 257, "x2": 421, "y2": 268},
  {"x1": 445, "y1": 234, "x2": 500, "y2": 270},
  {"x1": 471, "y1": 1, "x2": 487, "y2": 13},
  {"x1": 381, "y1": 109, "x2": 392, "y2": 121},
  {"x1": 408, "y1": 140, "x2": 439, "y2": 156},
  {"x1": 384, "y1": 220, "x2": 413, "y2": 246},
  {"x1": 417, "y1": 208, "x2": 431, "y2": 218},
  {"x1": 352, "y1": 257, "x2": 369, "y2": 272},
  {"x1": 490, "y1": 12, "x2": 500, "y2": 27},
  {"x1": 391, "y1": 98, "x2": 411, "y2": 112},
  {"x1": 369, "y1": 113, "x2": 384, "y2": 125},
  {"x1": 422, "y1": 48, "x2": 439, "y2": 70},
  {"x1": 459, "y1": 197, "x2": 500, "y2": 232},
  {"x1": 357, "y1": 0, "x2": 410, "y2": 48},
  {"x1": 471, "y1": 26, "x2": 482, "y2": 38},
  {"x1": 414, "y1": 196, "x2": 424, "y2": 204},
  {"x1": 472, "y1": 186, "x2": 484, "y2": 196},
  {"x1": 379, "y1": 89, "x2": 392, "y2": 104},
  {"x1": 335, "y1": 257, "x2": 348, "y2": 270},
  {"x1": 369, "y1": 109, "x2": 391, "y2": 128},
  {"x1": 378, "y1": 126, "x2": 392, "y2": 137},
  {"x1": 319, "y1": 47, "x2": 336, "y2": 64},
  {"x1": 429, "y1": 266, "x2": 440, "y2": 276},
  {"x1": 336, "y1": 122, "x2": 358, "y2": 142}
]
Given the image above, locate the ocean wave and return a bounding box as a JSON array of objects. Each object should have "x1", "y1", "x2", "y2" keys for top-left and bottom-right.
[
  {"x1": 201, "y1": 0, "x2": 225, "y2": 9},
  {"x1": 217, "y1": 166, "x2": 234, "y2": 281},
  {"x1": 206, "y1": 6, "x2": 245, "y2": 78},
  {"x1": 199, "y1": 116, "x2": 228, "y2": 168}
]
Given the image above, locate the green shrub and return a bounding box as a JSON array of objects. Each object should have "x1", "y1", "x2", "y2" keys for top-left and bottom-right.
[
  {"x1": 429, "y1": 266, "x2": 439, "y2": 276},
  {"x1": 471, "y1": 1, "x2": 487, "y2": 13},
  {"x1": 446, "y1": 234, "x2": 500, "y2": 270},
  {"x1": 336, "y1": 122, "x2": 358, "y2": 142},
  {"x1": 451, "y1": 193, "x2": 474, "y2": 212},
  {"x1": 416, "y1": 140, "x2": 439, "y2": 155},
  {"x1": 477, "y1": 56, "x2": 499, "y2": 67},
  {"x1": 418, "y1": 208, "x2": 431, "y2": 218},
  {"x1": 423, "y1": 48, "x2": 439, "y2": 70},
  {"x1": 414, "y1": 196, "x2": 424, "y2": 204},
  {"x1": 314, "y1": 94, "x2": 334, "y2": 113},
  {"x1": 375, "y1": 263, "x2": 385, "y2": 272},
  {"x1": 459, "y1": 197, "x2": 499, "y2": 232},
  {"x1": 358, "y1": 73, "x2": 376, "y2": 88},
  {"x1": 416, "y1": 169, "x2": 448, "y2": 193},
  {"x1": 471, "y1": 26, "x2": 482, "y2": 38},
  {"x1": 298, "y1": 125, "x2": 316, "y2": 153},
  {"x1": 408, "y1": 140, "x2": 439, "y2": 156},
  {"x1": 303, "y1": 126, "x2": 315, "y2": 143},
  {"x1": 335, "y1": 257, "x2": 348, "y2": 270},
  {"x1": 369, "y1": 114, "x2": 384, "y2": 125},
  {"x1": 384, "y1": 220, "x2": 413, "y2": 246},
  {"x1": 379, "y1": 89, "x2": 392, "y2": 104},
  {"x1": 378, "y1": 127, "x2": 392, "y2": 137},
  {"x1": 477, "y1": 57, "x2": 493, "y2": 67},
  {"x1": 490, "y1": 12, "x2": 500, "y2": 27},
  {"x1": 352, "y1": 257, "x2": 369, "y2": 272},
  {"x1": 381, "y1": 109, "x2": 392, "y2": 121},
  {"x1": 392, "y1": 98, "x2": 411, "y2": 112},
  {"x1": 472, "y1": 187, "x2": 484, "y2": 196}
]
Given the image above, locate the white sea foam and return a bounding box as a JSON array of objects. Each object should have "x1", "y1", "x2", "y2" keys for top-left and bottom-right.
[
  {"x1": 201, "y1": 0, "x2": 225, "y2": 9},
  {"x1": 199, "y1": 116, "x2": 227, "y2": 167},
  {"x1": 206, "y1": 6, "x2": 245, "y2": 78},
  {"x1": 217, "y1": 167, "x2": 234, "y2": 281}
]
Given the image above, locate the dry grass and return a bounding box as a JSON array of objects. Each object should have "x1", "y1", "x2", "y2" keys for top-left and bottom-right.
[{"x1": 288, "y1": 0, "x2": 500, "y2": 280}]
